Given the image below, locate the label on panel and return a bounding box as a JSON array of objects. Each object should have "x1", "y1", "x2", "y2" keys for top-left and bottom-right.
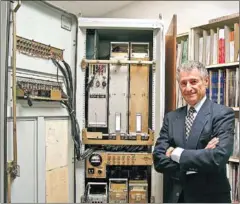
[
  {"x1": 87, "y1": 64, "x2": 108, "y2": 128},
  {"x1": 109, "y1": 42, "x2": 129, "y2": 134},
  {"x1": 129, "y1": 43, "x2": 149, "y2": 134}
]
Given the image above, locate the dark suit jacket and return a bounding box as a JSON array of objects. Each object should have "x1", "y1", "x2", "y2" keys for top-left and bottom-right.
[{"x1": 153, "y1": 98, "x2": 235, "y2": 203}]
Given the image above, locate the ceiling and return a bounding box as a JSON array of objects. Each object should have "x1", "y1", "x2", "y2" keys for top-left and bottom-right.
[{"x1": 46, "y1": 1, "x2": 133, "y2": 17}]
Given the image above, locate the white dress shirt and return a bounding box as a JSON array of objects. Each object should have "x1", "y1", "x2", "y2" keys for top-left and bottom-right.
[{"x1": 171, "y1": 95, "x2": 207, "y2": 174}]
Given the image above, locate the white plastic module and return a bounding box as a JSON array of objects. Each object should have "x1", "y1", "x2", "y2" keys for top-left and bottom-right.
[
  {"x1": 87, "y1": 63, "x2": 108, "y2": 128},
  {"x1": 109, "y1": 42, "x2": 129, "y2": 134}
]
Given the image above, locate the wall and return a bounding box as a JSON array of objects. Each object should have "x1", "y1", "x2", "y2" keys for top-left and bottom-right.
[{"x1": 103, "y1": 1, "x2": 239, "y2": 34}]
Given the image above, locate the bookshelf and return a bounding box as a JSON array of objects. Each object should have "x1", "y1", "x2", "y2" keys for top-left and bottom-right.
[
  {"x1": 229, "y1": 156, "x2": 240, "y2": 163},
  {"x1": 176, "y1": 32, "x2": 189, "y2": 108},
  {"x1": 187, "y1": 13, "x2": 239, "y2": 203},
  {"x1": 176, "y1": 32, "x2": 189, "y2": 66},
  {"x1": 188, "y1": 14, "x2": 239, "y2": 111},
  {"x1": 232, "y1": 107, "x2": 240, "y2": 112},
  {"x1": 189, "y1": 13, "x2": 239, "y2": 64},
  {"x1": 206, "y1": 61, "x2": 239, "y2": 69}
]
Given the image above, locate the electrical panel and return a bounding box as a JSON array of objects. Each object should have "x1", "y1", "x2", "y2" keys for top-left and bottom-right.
[
  {"x1": 87, "y1": 63, "x2": 108, "y2": 128},
  {"x1": 84, "y1": 151, "x2": 151, "y2": 203},
  {"x1": 109, "y1": 42, "x2": 129, "y2": 135},
  {"x1": 82, "y1": 25, "x2": 159, "y2": 203}
]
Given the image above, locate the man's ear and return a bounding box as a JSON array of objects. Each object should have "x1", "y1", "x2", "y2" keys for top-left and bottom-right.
[{"x1": 204, "y1": 76, "x2": 209, "y2": 88}]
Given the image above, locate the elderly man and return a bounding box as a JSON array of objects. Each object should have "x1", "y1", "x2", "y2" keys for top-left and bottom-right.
[{"x1": 153, "y1": 61, "x2": 235, "y2": 203}]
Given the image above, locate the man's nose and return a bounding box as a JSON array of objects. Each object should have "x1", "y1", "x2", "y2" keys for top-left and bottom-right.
[{"x1": 185, "y1": 82, "x2": 192, "y2": 91}]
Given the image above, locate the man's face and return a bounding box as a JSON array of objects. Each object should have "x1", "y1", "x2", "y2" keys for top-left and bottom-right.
[{"x1": 178, "y1": 68, "x2": 209, "y2": 106}]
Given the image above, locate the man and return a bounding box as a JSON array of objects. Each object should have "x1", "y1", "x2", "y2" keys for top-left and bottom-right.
[{"x1": 153, "y1": 61, "x2": 235, "y2": 203}]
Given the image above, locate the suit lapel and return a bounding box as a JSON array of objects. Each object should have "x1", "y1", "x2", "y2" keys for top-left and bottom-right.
[
  {"x1": 173, "y1": 106, "x2": 187, "y2": 148},
  {"x1": 186, "y1": 99, "x2": 211, "y2": 149}
]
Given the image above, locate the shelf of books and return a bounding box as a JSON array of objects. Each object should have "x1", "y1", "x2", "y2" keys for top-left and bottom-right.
[
  {"x1": 189, "y1": 13, "x2": 239, "y2": 65},
  {"x1": 187, "y1": 13, "x2": 239, "y2": 203},
  {"x1": 176, "y1": 32, "x2": 189, "y2": 108}
]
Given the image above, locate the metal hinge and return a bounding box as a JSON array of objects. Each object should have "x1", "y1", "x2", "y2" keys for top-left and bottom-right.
[{"x1": 7, "y1": 161, "x2": 20, "y2": 178}]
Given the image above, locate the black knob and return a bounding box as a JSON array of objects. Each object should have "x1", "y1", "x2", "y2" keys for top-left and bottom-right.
[
  {"x1": 96, "y1": 80, "x2": 100, "y2": 87},
  {"x1": 102, "y1": 81, "x2": 107, "y2": 87},
  {"x1": 98, "y1": 170, "x2": 102, "y2": 174}
]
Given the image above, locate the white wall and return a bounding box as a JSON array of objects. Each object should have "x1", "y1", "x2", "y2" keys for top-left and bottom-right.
[{"x1": 103, "y1": 1, "x2": 239, "y2": 34}]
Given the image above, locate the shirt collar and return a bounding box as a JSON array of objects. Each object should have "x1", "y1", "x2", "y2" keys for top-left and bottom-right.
[{"x1": 187, "y1": 95, "x2": 207, "y2": 113}]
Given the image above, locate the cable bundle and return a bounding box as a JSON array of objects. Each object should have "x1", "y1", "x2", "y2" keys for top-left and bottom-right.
[
  {"x1": 102, "y1": 145, "x2": 144, "y2": 152},
  {"x1": 51, "y1": 58, "x2": 94, "y2": 160}
]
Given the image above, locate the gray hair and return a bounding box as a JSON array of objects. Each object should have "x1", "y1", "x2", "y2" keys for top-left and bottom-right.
[{"x1": 176, "y1": 60, "x2": 208, "y2": 81}]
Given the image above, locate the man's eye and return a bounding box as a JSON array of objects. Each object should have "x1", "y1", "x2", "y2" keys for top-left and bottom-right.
[
  {"x1": 180, "y1": 82, "x2": 186, "y2": 86},
  {"x1": 190, "y1": 80, "x2": 197, "y2": 84}
]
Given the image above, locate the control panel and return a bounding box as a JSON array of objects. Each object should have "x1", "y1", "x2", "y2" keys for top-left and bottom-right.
[
  {"x1": 86, "y1": 152, "x2": 152, "y2": 179},
  {"x1": 87, "y1": 63, "x2": 108, "y2": 128},
  {"x1": 82, "y1": 32, "x2": 154, "y2": 203}
]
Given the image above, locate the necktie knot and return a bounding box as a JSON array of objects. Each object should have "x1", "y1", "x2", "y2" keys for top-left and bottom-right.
[{"x1": 188, "y1": 107, "x2": 196, "y2": 116}]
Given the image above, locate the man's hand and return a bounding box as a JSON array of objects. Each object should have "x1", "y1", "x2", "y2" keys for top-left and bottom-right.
[
  {"x1": 166, "y1": 137, "x2": 218, "y2": 158},
  {"x1": 166, "y1": 147, "x2": 175, "y2": 157},
  {"x1": 205, "y1": 137, "x2": 219, "y2": 149}
]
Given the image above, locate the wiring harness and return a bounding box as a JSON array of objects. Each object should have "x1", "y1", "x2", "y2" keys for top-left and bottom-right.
[
  {"x1": 51, "y1": 58, "x2": 95, "y2": 161},
  {"x1": 102, "y1": 145, "x2": 145, "y2": 152}
]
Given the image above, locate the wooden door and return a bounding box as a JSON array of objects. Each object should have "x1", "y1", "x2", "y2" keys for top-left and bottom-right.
[
  {"x1": 165, "y1": 14, "x2": 177, "y2": 113},
  {"x1": 163, "y1": 14, "x2": 177, "y2": 203}
]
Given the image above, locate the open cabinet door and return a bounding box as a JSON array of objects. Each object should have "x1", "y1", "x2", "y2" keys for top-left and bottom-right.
[
  {"x1": 163, "y1": 14, "x2": 177, "y2": 203},
  {"x1": 165, "y1": 14, "x2": 177, "y2": 113},
  {"x1": 6, "y1": 1, "x2": 77, "y2": 203}
]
